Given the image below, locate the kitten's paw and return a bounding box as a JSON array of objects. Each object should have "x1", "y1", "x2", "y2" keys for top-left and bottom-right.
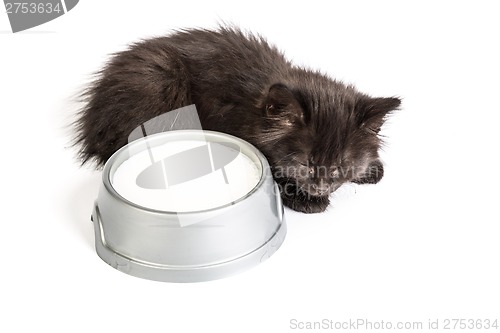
[
  {"x1": 282, "y1": 195, "x2": 330, "y2": 214},
  {"x1": 352, "y1": 160, "x2": 384, "y2": 184}
]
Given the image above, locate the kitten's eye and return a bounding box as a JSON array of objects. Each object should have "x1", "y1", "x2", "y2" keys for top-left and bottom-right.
[
  {"x1": 330, "y1": 168, "x2": 339, "y2": 178},
  {"x1": 308, "y1": 167, "x2": 314, "y2": 175},
  {"x1": 265, "y1": 104, "x2": 275, "y2": 112}
]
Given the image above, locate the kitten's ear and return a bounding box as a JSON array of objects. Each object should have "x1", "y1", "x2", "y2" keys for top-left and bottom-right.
[
  {"x1": 357, "y1": 97, "x2": 401, "y2": 133},
  {"x1": 264, "y1": 84, "x2": 304, "y2": 120}
]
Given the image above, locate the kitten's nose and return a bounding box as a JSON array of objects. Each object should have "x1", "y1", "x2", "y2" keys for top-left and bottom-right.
[{"x1": 311, "y1": 183, "x2": 330, "y2": 195}]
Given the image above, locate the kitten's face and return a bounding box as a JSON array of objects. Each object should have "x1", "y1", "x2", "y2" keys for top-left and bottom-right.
[{"x1": 256, "y1": 82, "x2": 400, "y2": 200}]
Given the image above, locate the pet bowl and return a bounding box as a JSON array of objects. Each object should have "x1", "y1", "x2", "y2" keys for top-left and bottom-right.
[{"x1": 91, "y1": 130, "x2": 286, "y2": 282}]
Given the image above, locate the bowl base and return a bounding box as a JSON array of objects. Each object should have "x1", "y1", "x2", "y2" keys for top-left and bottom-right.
[{"x1": 92, "y1": 204, "x2": 287, "y2": 283}]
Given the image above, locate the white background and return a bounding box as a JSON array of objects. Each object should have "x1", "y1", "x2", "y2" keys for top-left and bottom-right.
[{"x1": 1, "y1": 1, "x2": 499, "y2": 332}]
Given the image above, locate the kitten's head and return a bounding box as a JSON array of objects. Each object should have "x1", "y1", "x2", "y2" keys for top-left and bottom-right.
[{"x1": 255, "y1": 79, "x2": 401, "y2": 200}]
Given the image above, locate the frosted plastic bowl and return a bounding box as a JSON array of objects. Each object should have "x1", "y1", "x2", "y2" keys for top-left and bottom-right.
[{"x1": 91, "y1": 130, "x2": 286, "y2": 282}]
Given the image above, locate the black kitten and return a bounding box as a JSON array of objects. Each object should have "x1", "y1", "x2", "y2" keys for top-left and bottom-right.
[{"x1": 74, "y1": 26, "x2": 401, "y2": 213}]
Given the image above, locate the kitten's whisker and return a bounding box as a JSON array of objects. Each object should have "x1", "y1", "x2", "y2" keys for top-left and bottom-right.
[
  {"x1": 169, "y1": 111, "x2": 180, "y2": 130},
  {"x1": 273, "y1": 152, "x2": 295, "y2": 165}
]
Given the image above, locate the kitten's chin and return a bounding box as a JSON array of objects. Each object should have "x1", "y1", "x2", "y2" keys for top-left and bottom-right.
[
  {"x1": 279, "y1": 179, "x2": 330, "y2": 199},
  {"x1": 282, "y1": 188, "x2": 330, "y2": 214},
  {"x1": 275, "y1": 179, "x2": 331, "y2": 213}
]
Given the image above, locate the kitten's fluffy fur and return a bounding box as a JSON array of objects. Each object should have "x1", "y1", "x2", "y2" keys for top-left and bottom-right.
[{"x1": 74, "y1": 26, "x2": 401, "y2": 213}]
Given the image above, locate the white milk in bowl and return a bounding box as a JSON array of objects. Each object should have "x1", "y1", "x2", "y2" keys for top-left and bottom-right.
[{"x1": 111, "y1": 135, "x2": 262, "y2": 212}]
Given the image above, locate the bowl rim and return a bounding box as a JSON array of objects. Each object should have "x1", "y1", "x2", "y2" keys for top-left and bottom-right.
[{"x1": 102, "y1": 130, "x2": 270, "y2": 215}]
